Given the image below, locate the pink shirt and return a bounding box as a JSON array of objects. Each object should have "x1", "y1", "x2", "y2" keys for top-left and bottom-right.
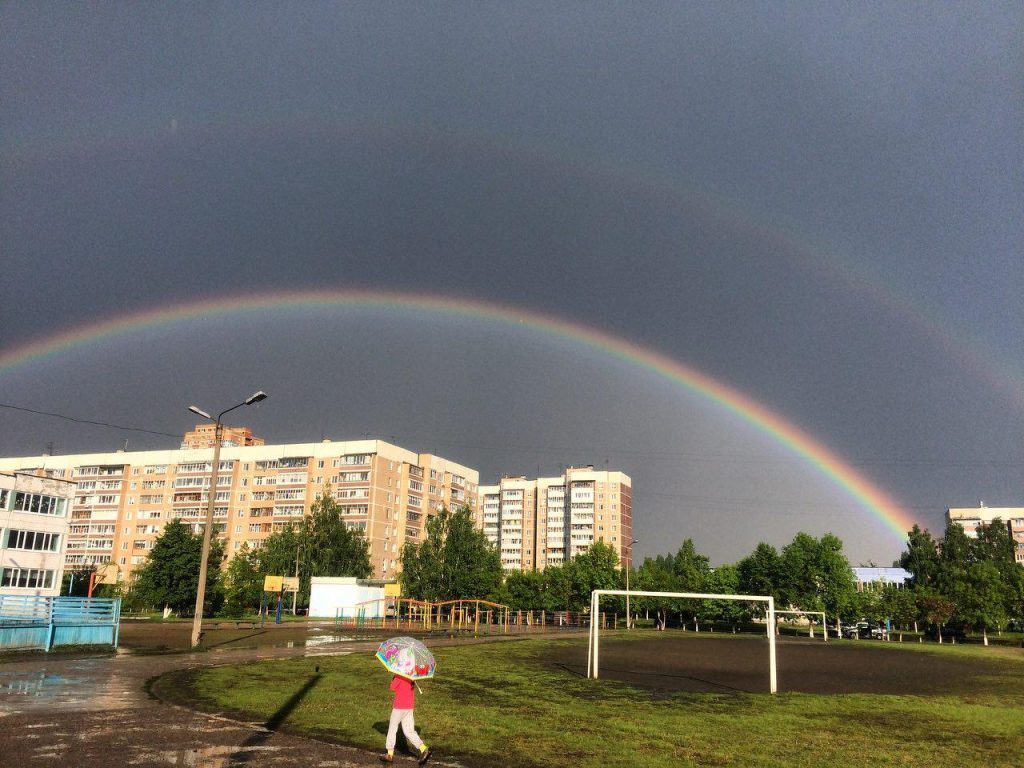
[{"x1": 391, "y1": 675, "x2": 415, "y2": 709}]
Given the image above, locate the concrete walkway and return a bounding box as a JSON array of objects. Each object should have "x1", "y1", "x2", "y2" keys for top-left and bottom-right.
[{"x1": 0, "y1": 635, "x2": 520, "y2": 767}]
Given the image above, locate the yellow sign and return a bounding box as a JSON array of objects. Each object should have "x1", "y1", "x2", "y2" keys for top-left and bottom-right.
[
  {"x1": 384, "y1": 582, "x2": 401, "y2": 597},
  {"x1": 282, "y1": 576, "x2": 299, "y2": 592},
  {"x1": 263, "y1": 575, "x2": 283, "y2": 592}
]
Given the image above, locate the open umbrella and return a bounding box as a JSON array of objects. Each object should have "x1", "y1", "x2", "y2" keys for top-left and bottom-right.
[{"x1": 376, "y1": 636, "x2": 436, "y2": 680}]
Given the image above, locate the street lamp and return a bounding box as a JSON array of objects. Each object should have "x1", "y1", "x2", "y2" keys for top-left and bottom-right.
[
  {"x1": 625, "y1": 538, "x2": 639, "y2": 629},
  {"x1": 187, "y1": 390, "x2": 267, "y2": 648}
]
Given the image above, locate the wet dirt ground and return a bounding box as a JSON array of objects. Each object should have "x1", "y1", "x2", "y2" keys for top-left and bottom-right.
[{"x1": 546, "y1": 632, "x2": 1020, "y2": 695}]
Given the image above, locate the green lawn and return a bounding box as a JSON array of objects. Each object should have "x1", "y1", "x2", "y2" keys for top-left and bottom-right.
[{"x1": 168, "y1": 636, "x2": 1024, "y2": 768}]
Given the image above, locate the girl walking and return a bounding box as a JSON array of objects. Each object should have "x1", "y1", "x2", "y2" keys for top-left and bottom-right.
[{"x1": 381, "y1": 673, "x2": 432, "y2": 765}]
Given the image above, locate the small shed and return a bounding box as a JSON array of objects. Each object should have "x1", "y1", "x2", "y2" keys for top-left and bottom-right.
[{"x1": 308, "y1": 577, "x2": 386, "y2": 618}]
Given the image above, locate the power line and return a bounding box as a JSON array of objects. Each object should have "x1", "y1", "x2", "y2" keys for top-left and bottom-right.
[
  {"x1": 0, "y1": 402, "x2": 179, "y2": 439},
  {"x1": 431, "y1": 438, "x2": 1023, "y2": 470}
]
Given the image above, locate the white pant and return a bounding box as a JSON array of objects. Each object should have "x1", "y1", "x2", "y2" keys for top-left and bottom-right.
[{"x1": 386, "y1": 708, "x2": 424, "y2": 752}]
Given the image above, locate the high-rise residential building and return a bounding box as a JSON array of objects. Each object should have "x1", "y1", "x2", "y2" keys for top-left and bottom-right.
[
  {"x1": 478, "y1": 466, "x2": 633, "y2": 572},
  {"x1": 946, "y1": 505, "x2": 1024, "y2": 563},
  {"x1": 181, "y1": 424, "x2": 265, "y2": 449},
  {"x1": 1, "y1": 471, "x2": 75, "y2": 596},
  {"x1": 0, "y1": 434, "x2": 478, "y2": 583}
]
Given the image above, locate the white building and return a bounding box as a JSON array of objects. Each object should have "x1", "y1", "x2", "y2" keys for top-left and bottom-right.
[
  {"x1": 947, "y1": 505, "x2": 1024, "y2": 563},
  {"x1": 308, "y1": 577, "x2": 386, "y2": 618},
  {"x1": 1, "y1": 472, "x2": 74, "y2": 597},
  {"x1": 478, "y1": 466, "x2": 633, "y2": 572}
]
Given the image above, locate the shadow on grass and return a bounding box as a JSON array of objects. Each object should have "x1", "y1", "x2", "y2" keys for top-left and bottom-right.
[{"x1": 225, "y1": 672, "x2": 323, "y2": 763}]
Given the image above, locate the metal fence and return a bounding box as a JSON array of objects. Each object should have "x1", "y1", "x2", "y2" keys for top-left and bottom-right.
[{"x1": 0, "y1": 596, "x2": 121, "y2": 652}]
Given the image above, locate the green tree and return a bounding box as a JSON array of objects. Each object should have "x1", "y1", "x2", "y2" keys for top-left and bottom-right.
[
  {"x1": 572, "y1": 541, "x2": 622, "y2": 615},
  {"x1": 399, "y1": 505, "x2": 501, "y2": 602},
  {"x1": 779, "y1": 532, "x2": 856, "y2": 620},
  {"x1": 670, "y1": 539, "x2": 711, "y2": 627},
  {"x1": 255, "y1": 491, "x2": 373, "y2": 609},
  {"x1": 501, "y1": 570, "x2": 547, "y2": 611},
  {"x1": 300, "y1": 490, "x2": 372, "y2": 602},
  {"x1": 955, "y1": 561, "x2": 1007, "y2": 645},
  {"x1": 700, "y1": 564, "x2": 747, "y2": 630},
  {"x1": 672, "y1": 539, "x2": 710, "y2": 591},
  {"x1": 132, "y1": 519, "x2": 224, "y2": 617},
  {"x1": 737, "y1": 543, "x2": 784, "y2": 604},
  {"x1": 900, "y1": 525, "x2": 941, "y2": 590},
  {"x1": 881, "y1": 585, "x2": 918, "y2": 641},
  {"x1": 917, "y1": 589, "x2": 955, "y2": 643},
  {"x1": 542, "y1": 562, "x2": 575, "y2": 614},
  {"x1": 222, "y1": 543, "x2": 263, "y2": 617},
  {"x1": 633, "y1": 555, "x2": 677, "y2": 628},
  {"x1": 257, "y1": 523, "x2": 304, "y2": 581}
]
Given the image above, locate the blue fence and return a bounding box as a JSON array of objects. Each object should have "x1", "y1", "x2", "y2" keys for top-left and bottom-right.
[{"x1": 0, "y1": 596, "x2": 121, "y2": 652}]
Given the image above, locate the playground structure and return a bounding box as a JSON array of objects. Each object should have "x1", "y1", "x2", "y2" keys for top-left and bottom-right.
[
  {"x1": 335, "y1": 597, "x2": 511, "y2": 633},
  {"x1": 334, "y1": 599, "x2": 630, "y2": 635}
]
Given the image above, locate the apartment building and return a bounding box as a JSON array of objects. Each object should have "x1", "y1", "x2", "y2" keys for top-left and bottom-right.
[
  {"x1": 947, "y1": 505, "x2": 1024, "y2": 563},
  {"x1": 181, "y1": 424, "x2": 264, "y2": 449},
  {"x1": 478, "y1": 466, "x2": 633, "y2": 572},
  {"x1": 1, "y1": 471, "x2": 75, "y2": 597},
  {"x1": 0, "y1": 434, "x2": 478, "y2": 582}
]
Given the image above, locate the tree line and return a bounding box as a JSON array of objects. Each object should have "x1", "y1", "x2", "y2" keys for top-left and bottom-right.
[
  {"x1": 107, "y1": 488, "x2": 1024, "y2": 641},
  {"x1": 896, "y1": 521, "x2": 1024, "y2": 643}
]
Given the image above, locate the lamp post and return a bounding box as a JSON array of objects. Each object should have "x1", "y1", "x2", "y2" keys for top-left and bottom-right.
[
  {"x1": 625, "y1": 538, "x2": 639, "y2": 629},
  {"x1": 187, "y1": 391, "x2": 267, "y2": 648}
]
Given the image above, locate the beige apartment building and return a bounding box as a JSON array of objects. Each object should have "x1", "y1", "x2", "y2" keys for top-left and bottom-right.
[
  {"x1": 181, "y1": 424, "x2": 264, "y2": 449},
  {"x1": 947, "y1": 505, "x2": 1024, "y2": 563},
  {"x1": 1, "y1": 471, "x2": 75, "y2": 597},
  {"x1": 478, "y1": 466, "x2": 633, "y2": 572},
  {"x1": 0, "y1": 434, "x2": 478, "y2": 582}
]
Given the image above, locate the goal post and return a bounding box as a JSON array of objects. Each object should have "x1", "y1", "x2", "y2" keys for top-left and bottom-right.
[
  {"x1": 773, "y1": 609, "x2": 827, "y2": 641},
  {"x1": 588, "y1": 589, "x2": 777, "y2": 694}
]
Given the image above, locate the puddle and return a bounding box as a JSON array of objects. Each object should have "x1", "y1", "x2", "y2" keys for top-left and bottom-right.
[{"x1": 0, "y1": 671, "x2": 86, "y2": 699}]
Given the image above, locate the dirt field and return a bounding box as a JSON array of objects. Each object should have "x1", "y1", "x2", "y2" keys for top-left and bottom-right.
[{"x1": 544, "y1": 633, "x2": 1018, "y2": 695}]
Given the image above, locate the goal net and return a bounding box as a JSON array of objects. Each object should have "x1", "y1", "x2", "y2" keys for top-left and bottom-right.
[{"x1": 588, "y1": 589, "x2": 778, "y2": 694}]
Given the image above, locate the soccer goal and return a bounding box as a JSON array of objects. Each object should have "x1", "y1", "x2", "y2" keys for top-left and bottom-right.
[
  {"x1": 588, "y1": 589, "x2": 778, "y2": 694},
  {"x1": 773, "y1": 609, "x2": 827, "y2": 641}
]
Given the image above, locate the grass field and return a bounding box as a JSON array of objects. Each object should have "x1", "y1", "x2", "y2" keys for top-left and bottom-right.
[{"x1": 166, "y1": 633, "x2": 1024, "y2": 768}]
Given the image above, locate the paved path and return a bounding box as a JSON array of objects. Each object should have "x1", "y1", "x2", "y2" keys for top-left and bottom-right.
[{"x1": 0, "y1": 635, "x2": 524, "y2": 767}]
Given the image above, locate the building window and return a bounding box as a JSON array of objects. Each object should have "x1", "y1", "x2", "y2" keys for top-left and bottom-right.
[
  {"x1": 1, "y1": 568, "x2": 56, "y2": 589},
  {"x1": 13, "y1": 492, "x2": 64, "y2": 516},
  {"x1": 4, "y1": 529, "x2": 60, "y2": 551}
]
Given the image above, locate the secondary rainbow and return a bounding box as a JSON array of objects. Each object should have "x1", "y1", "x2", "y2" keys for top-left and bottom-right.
[{"x1": 0, "y1": 289, "x2": 916, "y2": 542}]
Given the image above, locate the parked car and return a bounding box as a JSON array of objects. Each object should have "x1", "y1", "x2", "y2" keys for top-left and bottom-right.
[
  {"x1": 842, "y1": 621, "x2": 885, "y2": 639},
  {"x1": 842, "y1": 624, "x2": 861, "y2": 639}
]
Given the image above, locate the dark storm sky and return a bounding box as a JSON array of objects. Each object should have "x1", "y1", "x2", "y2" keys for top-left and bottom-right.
[{"x1": 2, "y1": 3, "x2": 1022, "y2": 566}]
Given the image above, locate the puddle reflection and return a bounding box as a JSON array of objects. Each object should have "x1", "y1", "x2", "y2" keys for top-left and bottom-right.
[{"x1": 0, "y1": 671, "x2": 84, "y2": 698}]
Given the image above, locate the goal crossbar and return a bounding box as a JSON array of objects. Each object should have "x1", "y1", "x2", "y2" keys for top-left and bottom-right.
[{"x1": 588, "y1": 589, "x2": 777, "y2": 694}]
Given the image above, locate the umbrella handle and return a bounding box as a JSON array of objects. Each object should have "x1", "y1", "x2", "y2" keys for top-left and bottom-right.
[{"x1": 416, "y1": 682, "x2": 422, "y2": 695}]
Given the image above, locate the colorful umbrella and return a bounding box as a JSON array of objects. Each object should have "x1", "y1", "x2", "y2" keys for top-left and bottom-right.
[{"x1": 376, "y1": 636, "x2": 436, "y2": 680}]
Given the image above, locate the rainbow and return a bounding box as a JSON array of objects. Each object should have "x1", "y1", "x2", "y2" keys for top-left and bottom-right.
[
  {"x1": 0, "y1": 289, "x2": 916, "y2": 542},
  {"x1": 6, "y1": 115, "x2": 1021, "y2": 414}
]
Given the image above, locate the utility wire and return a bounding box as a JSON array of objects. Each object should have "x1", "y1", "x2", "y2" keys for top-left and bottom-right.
[{"x1": 0, "y1": 402, "x2": 179, "y2": 438}]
